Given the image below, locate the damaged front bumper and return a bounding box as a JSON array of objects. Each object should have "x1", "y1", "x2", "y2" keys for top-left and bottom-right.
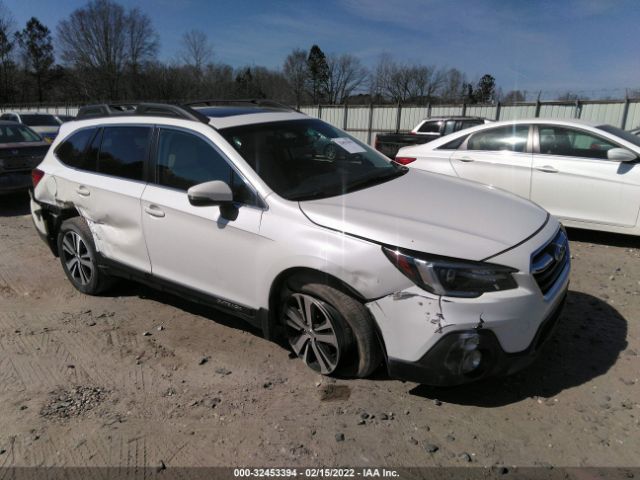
[
  {"x1": 384, "y1": 293, "x2": 567, "y2": 386},
  {"x1": 366, "y1": 258, "x2": 570, "y2": 386}
]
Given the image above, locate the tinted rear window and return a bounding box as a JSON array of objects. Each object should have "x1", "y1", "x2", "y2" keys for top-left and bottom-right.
[
  {"x1": 98, "y1": 126, "x2": 151, "y2": 181},
  {"x1": 0, "y1": 124, "x2": 42, "y2": 143},
  {"x1": 55, "y1": 128, "x2": 96, "y2": 169},
  {"x1": 20, "y1": 114, "x2": 61, "y2": 127}
]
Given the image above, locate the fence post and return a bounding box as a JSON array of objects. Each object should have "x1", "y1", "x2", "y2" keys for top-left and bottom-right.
[
  {"x1": 535, "y1": 100, "x2": 541, "y2": 118},
  {"x1": 395, "y1": 102, "x2": 402, "y2": 133},
  {"x1": 621, "y1": 96, "x2": 630, "y2": 129},
  {"x1": 367, "y1": 103, "x2": 374, "y2": 145},
  {"x1": 495, "y1": 102, "x2": 501, "y2": 121},
  {"x1": 427, "y1": 102, "x2": 432, "y2": 118},
  {"x1": 461, "y1": 102, "x2": 467, "y2": 116},
  {"x1": 318, "y1": 104, "x2": 322, "y2": 120},
  {"x1": 343, "y1": 102, "x2": 348, "y2": 130}
]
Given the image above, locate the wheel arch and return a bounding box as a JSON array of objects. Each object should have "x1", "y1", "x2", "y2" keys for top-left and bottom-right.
[
  {"x1": 43, "y1": 204, "x2": 83, "y2": 257},
  {"x1": 265, "y1": 267, "x2": 388, "y2": 361}
]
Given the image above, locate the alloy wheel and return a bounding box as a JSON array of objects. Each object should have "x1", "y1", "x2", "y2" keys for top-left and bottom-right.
[
  {"x1": 284, "y1": 293, "x2": 341, "y2": 374},
  {"x1": 61, "y1": 231, "x2": 94, "y2": 286}
]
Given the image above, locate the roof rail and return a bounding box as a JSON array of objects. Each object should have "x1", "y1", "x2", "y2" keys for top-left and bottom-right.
[
  {"x1": 76, "y1": 103, "x2": 210, "y2": 124},
  {"x1": 184, "y1": 98, "x2": 299, "y2": 112}
]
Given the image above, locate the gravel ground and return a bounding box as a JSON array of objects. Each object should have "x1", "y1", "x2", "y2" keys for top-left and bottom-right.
[{"x1": 0, "y1": 191, "x2": 638, "y2": 470}]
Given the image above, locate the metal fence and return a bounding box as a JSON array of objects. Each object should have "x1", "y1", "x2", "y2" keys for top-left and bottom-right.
[
  {"x1": 3, "y1": 99, "x2": 640, "y2": 146},
  {"x1": 300, "y1": 99, "x2": 640, "y2": 145}
]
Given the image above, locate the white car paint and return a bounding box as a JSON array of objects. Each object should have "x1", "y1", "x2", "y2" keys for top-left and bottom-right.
[
  {"x1": 31, "y1": 108, "x2": 570, "y2": 383},
  {"x1": 300, "y1": 168, "x2": 548, "y2": 261},
  {"x1": 399, "y1": 118, "x2": 640, "y2": 236}
]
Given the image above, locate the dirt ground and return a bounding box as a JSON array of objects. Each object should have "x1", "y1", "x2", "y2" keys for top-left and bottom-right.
[{"x1": 0, "y1": 191, "x2": 638, "y2": 471}]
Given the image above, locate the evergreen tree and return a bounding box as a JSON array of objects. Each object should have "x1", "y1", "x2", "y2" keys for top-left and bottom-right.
[
  {"x1": 474, "y1": 74, "x2": 496, "y2": 103},
  {"x1": 15, "y1": 17, "x2": 53, "y2": 102},
  {"x1": 306, "y1": 44, "x2": 329, "y2": 103}
]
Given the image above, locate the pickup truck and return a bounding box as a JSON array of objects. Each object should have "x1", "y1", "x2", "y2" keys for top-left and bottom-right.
[{"x1": 375, "y1": 116, "x2": 490, "y2": 159}]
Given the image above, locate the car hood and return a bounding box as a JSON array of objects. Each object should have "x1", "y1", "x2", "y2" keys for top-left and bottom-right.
[{"x1": 299, "y1": 169, "x2": 548, "y2": 261}]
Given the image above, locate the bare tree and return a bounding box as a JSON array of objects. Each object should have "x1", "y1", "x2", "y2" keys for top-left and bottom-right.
[
  {"x1": 557, "y1": 91, "x2": 589, "y2": 101},
  {"x1": 440, "y1": 68, "x2": 467, "y2": 103},
  {"x1": 325, "y1": 53, "x2": 368, "y2": 104},
  {"x1": 0, "y1": 1, "x2": 15, "y2": 102},
  {"x1": 57, "y1": 0, "x2": 157, "y2": 100},
  {"x1": 370, "y1": 54, "x2": 444, "y2": 103},
  {"x1": 126, "y1": 7, "x2": 158, "y2": 97},
  {"x1": 502, "y1": 89, "x2": 526, "y2": 103},
  {"x1": 283, "y1": 48, "x2": 307, "y2": 105},
  {"x1": 181, "y1": 29, "x2": 213, "y2": 71}
]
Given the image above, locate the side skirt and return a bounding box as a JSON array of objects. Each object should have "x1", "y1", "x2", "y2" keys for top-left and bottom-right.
[{"x1": 96, "y1": 254, "x2": 267, "y2": 332}]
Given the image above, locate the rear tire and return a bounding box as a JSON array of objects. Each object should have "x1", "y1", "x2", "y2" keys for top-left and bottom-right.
[
  {"x1": 57, "y1": 217, "x2": 114, "y2": 295},
  {"x1": 281, "y1": 283, "x2": 382, "y2": 378}
]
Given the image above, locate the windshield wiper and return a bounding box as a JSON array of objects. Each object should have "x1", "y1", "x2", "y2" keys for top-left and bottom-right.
[
  {"x1": 288, "y1": 188, "x2": 342, "y2": 201},
  {"x1": 343, "y1": 167, "x2": 408, "y2": 194}
]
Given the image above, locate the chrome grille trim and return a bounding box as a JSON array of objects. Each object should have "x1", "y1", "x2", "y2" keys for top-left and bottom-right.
[{"x1": 531, "y1": 228, "x2": 569, "y2": 296}]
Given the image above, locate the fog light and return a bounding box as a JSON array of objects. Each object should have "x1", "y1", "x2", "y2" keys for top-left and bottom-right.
[
  {"x1": 461, "y1": 350, "x2": 482, "y2": 373},
  {"x1": 461, "y1": 333, "x2": 480, "y2": 351}
]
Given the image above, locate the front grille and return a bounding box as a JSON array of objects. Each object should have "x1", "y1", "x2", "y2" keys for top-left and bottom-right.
[{"x1": 531, "y1": 228, "x2": 569, "y2": 296}]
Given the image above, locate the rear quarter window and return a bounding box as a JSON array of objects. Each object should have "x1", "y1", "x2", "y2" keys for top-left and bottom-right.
[
  {"x1": 54, "y1": 128, "x2": 97, "y2": 169},
  {"x1": 437, "y1": 134, "x2": 470, "y2": 150}
]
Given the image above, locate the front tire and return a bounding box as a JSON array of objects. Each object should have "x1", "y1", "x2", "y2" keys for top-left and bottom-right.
[
  {"x1": 281, "y1": 283, "x2": 382, "y2": 378},
  {"x1": 57, "y1": 217, "x2": 113, "y2": 295}
]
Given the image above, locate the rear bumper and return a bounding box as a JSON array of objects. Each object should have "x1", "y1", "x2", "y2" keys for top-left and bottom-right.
[
  {"x1": 0, "y1": 172, "x2": 31, "y2": 194},
  {"x1": 386, "y1": 291, "x2": 567, "y2": 386},
  {"x1": 30, "y1": 190, "x2": 58, "y2": 256}
]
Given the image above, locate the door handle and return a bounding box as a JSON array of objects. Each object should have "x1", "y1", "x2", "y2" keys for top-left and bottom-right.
[
  {"x1": 144, "y1": 205, "x2": 165, "y2": 218},
  {"x1": 534, "y1": 165, "x2": 559, "y2": 173},
  {"x1": 75, "y1": 185, "x2": 90, "y2": 197},
  {"x1": 457, "y1": 156, "x2": 474, "y2": 162}
]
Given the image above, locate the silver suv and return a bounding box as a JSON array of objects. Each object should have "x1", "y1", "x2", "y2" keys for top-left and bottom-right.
[{"x1": 30, "y1": 101, "x2": 570, "y2": 385}]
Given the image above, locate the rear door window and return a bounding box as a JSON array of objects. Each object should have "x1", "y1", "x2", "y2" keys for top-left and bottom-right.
[
  {"x1": 467, "y1": 125, "x2": 529, "y2": 153},
  {"x1": 418, "y1": 121, "x2": 442, "y2": 133},
  {"x1": 97, "y1": 126, "x2": 152, "y2": 181},
  {"x1": 443, "y1": 120, "x2": 456, "y2": 135}
]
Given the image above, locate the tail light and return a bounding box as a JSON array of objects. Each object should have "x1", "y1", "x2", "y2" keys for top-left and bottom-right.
[
  {"x1": 32, "y1": 168, "x2": 44, "y2": 188},
  {"x1": 394, "y1": 157, "x2": 416, "y2": 165}
]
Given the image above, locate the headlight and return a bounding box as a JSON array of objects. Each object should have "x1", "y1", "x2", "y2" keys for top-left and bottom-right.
[{"x1": 382, "y1": 246, "x2": 517, "y2": 298}]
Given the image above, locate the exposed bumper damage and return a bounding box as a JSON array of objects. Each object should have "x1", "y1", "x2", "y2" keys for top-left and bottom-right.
[{"x1": 366, "y1": 262, "x2": 570, "y2": 386}]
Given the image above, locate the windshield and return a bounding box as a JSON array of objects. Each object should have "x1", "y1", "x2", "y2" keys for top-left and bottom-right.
[
  {"x1": 597, "y1": 124, "x2": 640, "y2": 149},
  {"x1": 219, "y1": 119, "x2": 406, "y2": 201},
  {"x1": 0, "y1": 124, "x2": 43, "y2": 143},
  {"x1": 20, "y1": 114, "x2": 61, "y2": 127}
]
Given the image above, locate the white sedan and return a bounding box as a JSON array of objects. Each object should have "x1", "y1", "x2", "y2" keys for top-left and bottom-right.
[{"x1": 396, "y1": 119, "x2": 640, "y2": 236}]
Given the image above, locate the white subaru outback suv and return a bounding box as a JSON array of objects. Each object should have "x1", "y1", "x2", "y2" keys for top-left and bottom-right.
[{"x1": 30, "y1": 101, "x2": 570, "y2": 386}]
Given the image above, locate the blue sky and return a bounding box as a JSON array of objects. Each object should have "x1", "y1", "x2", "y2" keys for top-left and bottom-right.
[{"x1": 4, "y1": 0, "x2": 639, "y2": 97}]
